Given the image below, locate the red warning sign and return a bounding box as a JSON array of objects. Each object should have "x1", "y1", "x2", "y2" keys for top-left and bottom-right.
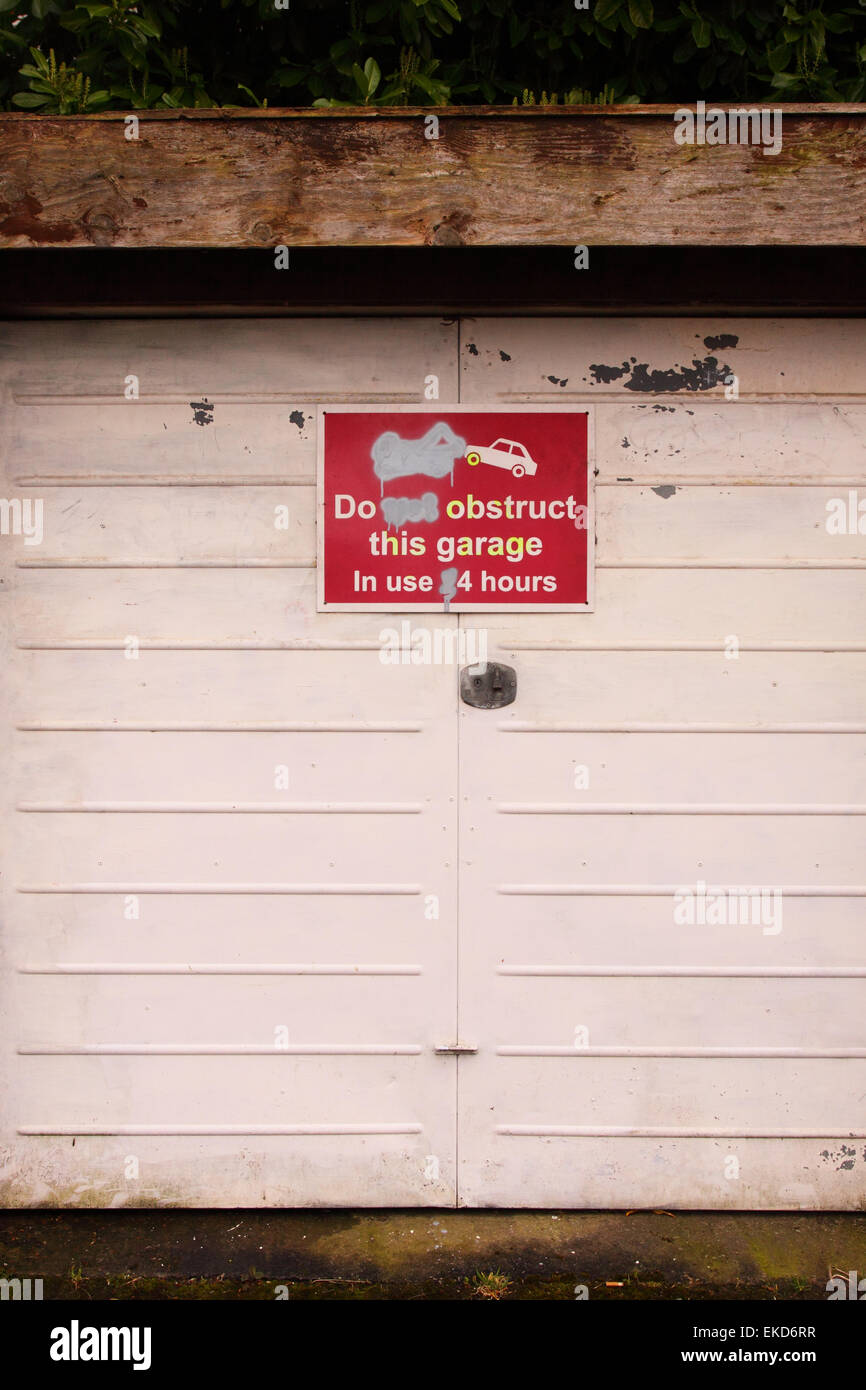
[{"x1": 317, "y1": 406, "x2": 592, "y2": 612}]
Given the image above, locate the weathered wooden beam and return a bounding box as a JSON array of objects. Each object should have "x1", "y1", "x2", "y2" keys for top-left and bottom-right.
[{"x1": 1, "y1": 106, "x2": 864, "y2": 250}]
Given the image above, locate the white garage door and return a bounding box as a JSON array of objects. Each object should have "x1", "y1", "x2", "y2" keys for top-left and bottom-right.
[
  {"x1": 1, "y1": 316, "x2": 864, "y2": 1209},
  {"x1": 457, "y1": 319, "x2": 866, "y2": 1208},
  {"x1": 0, "y1": 320, "x2": 460, "y2": 1207}
]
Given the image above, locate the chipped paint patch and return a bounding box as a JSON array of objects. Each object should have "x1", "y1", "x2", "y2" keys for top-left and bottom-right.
[
  {"x1": 820, "y1": 1144, "x2": 865, "y2": 1172},
  {"x1": 590, "y1": 362, "x2": 630, "y2": 384},
  {"x1": 703, "y1": 334, "x2": 739, "y2": 351},
  {"x1": 588, "y1": 355, "x2": 734, "y2": 393},
  {"x1": 289, "y1": 410, "x2": 306, "y2": 431},
  {"x1": 190, "y1": 398, "x2": 214, "y2": 427},
  {"x1": 651, "y1": 485, "x2": 677, "y2": 499}
]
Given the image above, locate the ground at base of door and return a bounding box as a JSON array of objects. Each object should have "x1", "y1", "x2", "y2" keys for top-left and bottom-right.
[
  {"x1": 0, "y1": 1274, "x2": 840, "y2": 1301},
  {"x1": 2, "y1": 1210, "x2": 866, "y2": 1301}
]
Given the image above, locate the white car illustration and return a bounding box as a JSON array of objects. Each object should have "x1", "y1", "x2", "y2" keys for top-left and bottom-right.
[{"x1": 465, "y1": 437, "x2": 538, "y2": 479}]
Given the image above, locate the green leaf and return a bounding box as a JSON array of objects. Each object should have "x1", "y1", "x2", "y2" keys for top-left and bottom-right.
[
  {"x1": 363, "y1": 55, "x2": 381, "y2": 95},
  {"x1": 275, "y1": 67, "x2": 308, "y2": 88},
  {"x1": 12, "y1": 90, "x2": 50, "y2": 106},
  {"x1": 412, "y1": 70, "x2": 449, "y2": 102},
  {"x1": 429, "y1": 13, "x2": 453, "y2": 36},
  {"x1": 767, "y1": 42, "x2": 791, "y2": 73},
  {"x1": 691, "y1": 17, "x2": 711, "y2": 48},
  {"x1": 594, "y1": 0, "x2": 623, "y2": 27},
  {"x1": 508, "y1": 12, "x2": 528, "y2": 46},
  {"x1": 118, "y1": 32, "x2": 145, "y2": 66},
  {"x1": 141, "y1": 6, "x2": 162, "y2": 39},
  {"x1": 628, "y1": 0, "x2": 653, "y2": 29}
]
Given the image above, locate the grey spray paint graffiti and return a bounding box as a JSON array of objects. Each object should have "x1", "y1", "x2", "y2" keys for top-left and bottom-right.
[
  {"x1": 380, "y1": 491, "x2": 439, "y2": 530},
  {"x1": 439, "y1": 567, "x2": 458, "y2": 611},
  {"x1": 370, "y1": 423, "x2": 468, "y2": 608},
  {"x1": 371, "y1": 422, "x2": 467, "y2": 495}
]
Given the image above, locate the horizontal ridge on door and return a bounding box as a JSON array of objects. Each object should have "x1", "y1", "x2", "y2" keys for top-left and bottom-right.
[
  {"x1": 13, "y1": 475, "x2": 315, "y2": 487},
  {"x1": 496, "y1": 1046, "x2": 866, "y2": 1059},
  {"x1": 17, "y1": 882, "x2": 422, "y2": 895},
  {"x1": 496, "y1": 802, "x2": 866, "y2": 815},
  {"x1": 498, "y1": 965, "x2": 866, "y2": 978},
  {"x1": 17, "y1": 721, "x2": 422, "y2": 732},
  {"x1": 499, "y1": 722, "x2": 866, "y2": 733},
  {"x1": 18, "y1": 1124, "x2": 424, "y2": 1136},
  {"x1": 498, "y1": 884, "x2": 866, "y2": 896},
  {"x1": 16, "y1": 801, "x2": 423, "y2": 814},
  {"x1": 20, "y1": 1043, "x2": 423, "y2": 1055},
  {"x1": 19, "y1": 963, "x2": 421, "y2": 975},
  {"x1": 495, "y1": 1126, "x2": 866, "y2": 1139}
]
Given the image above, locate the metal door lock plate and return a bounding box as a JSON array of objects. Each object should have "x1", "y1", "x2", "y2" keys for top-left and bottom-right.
[{"x1": 459, "y1": 662, "x2": 516, "y2": 709}]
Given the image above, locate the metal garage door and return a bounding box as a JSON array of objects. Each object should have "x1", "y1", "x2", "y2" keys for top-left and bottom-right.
[
  {"x1": 0, "y1": 320, "x2": 460, "y2": 1207},
  {"x1": 1, "y1": 317, "x2": 864, "y2": 1209},
  {"x1": 457, "y1": 318, "x2": 866, "y2": 1209}
]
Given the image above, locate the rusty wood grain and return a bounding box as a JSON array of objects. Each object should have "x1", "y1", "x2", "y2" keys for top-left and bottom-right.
[{"x1": 0, "y1": 108, "x2": 864, "y2": 249}]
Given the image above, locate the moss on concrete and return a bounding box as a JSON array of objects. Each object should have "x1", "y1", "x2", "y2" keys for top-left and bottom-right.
[
  {"x1": 2, "y1": 1209, "x2": 864, "y2": 1299},
  {"x1": 25, "y1": 1272, "x2": 832, "y2": 1301}
]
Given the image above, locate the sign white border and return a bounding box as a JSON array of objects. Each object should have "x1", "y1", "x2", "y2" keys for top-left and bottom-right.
[{"x1": 316, "y1": 403, "x2": 595, "y2": 614}]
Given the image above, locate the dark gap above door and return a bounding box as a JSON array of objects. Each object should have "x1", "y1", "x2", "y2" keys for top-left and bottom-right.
[{"x1": 1, "y1": 246, "x2": 864, "y2": 318}]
